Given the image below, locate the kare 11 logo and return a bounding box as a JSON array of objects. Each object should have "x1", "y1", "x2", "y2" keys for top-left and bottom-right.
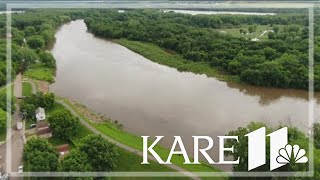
[{"x1": 141, "y1": 127, "x2": 308, "y2": 171}]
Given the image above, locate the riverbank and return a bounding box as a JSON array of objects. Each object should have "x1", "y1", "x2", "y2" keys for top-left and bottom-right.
[
  {"x1": 58, "y1": 96, "x2": 225, "y2": 178},
  {"x1": 23, "y1": 79, "x2": 201, "y2": 179},
  {"x1": 115, "y1": 39, "x2": 240, "y2": 84}
]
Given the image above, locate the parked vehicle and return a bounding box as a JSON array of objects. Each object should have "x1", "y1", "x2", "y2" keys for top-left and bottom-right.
[
  {"x1": 30, "y1": 124, "x2": 36, "y2": 129},
  {"x1": 18, "y1": 165, "x2": 23, "y2": 174},
  {"x1": 16, "y1": 122, "x2": 23, "y2": 130}
]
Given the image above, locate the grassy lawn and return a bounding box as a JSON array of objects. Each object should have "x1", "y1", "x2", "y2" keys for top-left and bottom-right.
[
  {"x1": 112, "y1": 148, "x2": 190, "y2": 180},
  {"x1": 217, "y1": 25, "x2": 290, "y2": 40},
  {"x1": 22, "y1": 82, "x2": 32, "y2": 96},
  {"x1": 0, "y1": 84, "x2": 13, "y2": 94},
  {"x1": 71, "y1": 123, "x2": 93, "y2": 144},
  {"x1": 24, "y1": 64, "x2": 55, "y2": 83},
  {"x1": 115, "y1": 39, "x2": 239, "y2": 83},
  {"x1": 59, "y1": 97, "x2": 225, "y2": 179}
]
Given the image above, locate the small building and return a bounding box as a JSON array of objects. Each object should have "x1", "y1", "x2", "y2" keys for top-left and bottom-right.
[
  {"x1": 35, "y1": 107, "x2": 45, "y2": 121},
  {"x1": 56, "y1": 144, "x2": 70, "y2": 157},
  {"x1": 37, "y1": 128, "x2": 52, "y2": 138},
  {"x1": 36, "y1": 121, "x2": 52, "y2": 138}
]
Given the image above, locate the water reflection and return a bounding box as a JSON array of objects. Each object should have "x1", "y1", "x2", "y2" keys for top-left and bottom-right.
[{"x1": 226, "y1": 82, "x2": 319, "y2": 106}]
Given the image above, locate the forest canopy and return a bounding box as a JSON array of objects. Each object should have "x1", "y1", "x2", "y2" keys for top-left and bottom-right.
[{"x1": 84, "y1": 9, "x2": 320, "y2": 90}]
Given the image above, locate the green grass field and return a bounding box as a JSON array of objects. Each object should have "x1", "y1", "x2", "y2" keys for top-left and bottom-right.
[
  {"x1": 116, "y1": 39, "x2": 238, "y2": 84},
  {"x1": 0, "y1": 84, "x2": 13, "y2": 94},
  {"x1": 218, "y1": 25, "x2": 290, "y2": 40},
  {"x1": 60, "y1": 97, "x2": 225, "y2": 179},
  {"x1": 22, "y1": 82, "x2": 32, "y2": 96},
  {"x1": 24, "y1": 64, "x2": 55, "y2": 83}
]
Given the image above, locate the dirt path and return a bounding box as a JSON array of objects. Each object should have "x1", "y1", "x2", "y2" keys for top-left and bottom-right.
[{"x1": 56, "y1": 99, "x2": 201, "y2": 180}]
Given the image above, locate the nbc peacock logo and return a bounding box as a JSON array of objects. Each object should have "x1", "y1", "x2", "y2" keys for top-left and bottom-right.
[{"x1": 276, "y1": 144, "x2": 308, "y2": 164}]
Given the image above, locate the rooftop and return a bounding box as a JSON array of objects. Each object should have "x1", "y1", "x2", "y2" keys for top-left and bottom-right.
[{"x1": 35, "y1": 107, "x2": 45, "y2": 114}]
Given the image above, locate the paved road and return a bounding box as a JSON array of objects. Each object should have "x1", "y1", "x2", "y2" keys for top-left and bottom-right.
[
  {"x1": 14, "y1": 74, "x2": 22, "y2": 99},
  {"x1": 10, "y1": 73, "x2": 24, "y2": 180},
  {"x1": 56, "y1": 100, "x2": 201, "y2": 180}
]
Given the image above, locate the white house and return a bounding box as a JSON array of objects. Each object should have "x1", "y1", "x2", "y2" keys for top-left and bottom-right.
[{"x1": 35, "y1": 107, "x2": 45, "y2": 121}]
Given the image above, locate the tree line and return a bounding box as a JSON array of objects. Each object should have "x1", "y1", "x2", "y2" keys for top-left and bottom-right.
[{"x1": 84, "y1": 9, "x2": 320, "y2": 90}]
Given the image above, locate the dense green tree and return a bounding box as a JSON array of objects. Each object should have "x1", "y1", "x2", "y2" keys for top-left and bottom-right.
[
  {"x1": 28, "y1": 151, "x2": 59, "y2": 172},
  {"x1": 83, "y1": 9, "x2": 314, "y2": 90},
  {"x1": 79, "y1": 135, "x2": 119, "y2": 171},
  {"x1": 40, "y1": 29, "x2": 55, "y2": 46},
  {"x1": 0, "y1": 72, "x2": 5, "y2": 86},
  {"x1": 24, "y1": 26, "x2": 37, "y2": 37},
  {"x1": 20, "y1": 102, "x2": 35, "y2": 119},
  {"x1": 268, "y1": 32, "x2": 276, "y2": 39},
  {"x1": 39, "y1": 52, "x2": 56, "y2": 68},
  {"x1": 23, "y1": 137, "x2": 58, "y2": 162},
  {"x1": 263, "y1": 47, "x2": 277, "y2": 60},
  {"x1": 0, "y1": 109, "x2": 6, "y2": 132},
  {"x1": 23, "y1": 92, "x2": 55, "y2": 110},
  {"x1": 13, "y1": 47, "x2": 38, "y2": 71},
  {"x1": 0, "y1": 92, "x2": 16, "y2": 113},
  {"x1": 27, "y1": 35, "x2": 45, "y2": 49},
  {"x1": 248, "y1": 26, "x2": 255, "y2": 33},
  {"x1": 59, "y1": 150, "x2": 93, "y2": 179},
  {"x1": 273, "y1": 26, "x2": 280, "y2": 33},
  {"x1": 12, "y1": 28, "x2": 25, "y2": 46},
  {"x1": 48, "y1": 109, "x2": 80, "y2": 140}
]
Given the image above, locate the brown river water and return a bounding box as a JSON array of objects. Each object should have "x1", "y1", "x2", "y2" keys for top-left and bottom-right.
[{"x1": 50, "y1": 20, "x2": 320, "y2": 169}]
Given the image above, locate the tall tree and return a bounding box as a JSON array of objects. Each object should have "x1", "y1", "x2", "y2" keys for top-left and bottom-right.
[
  {"x1": 79, "y1": 135, "x2": 119, "y2": 171},
  {"x1": 23, "y1": 138, "x2": 59, "y2": 172},
  {"x1": 48, "y1": 109, "x2": 80, "y2": 140},
  {"x1": 59, "y1": 150, "x2": 93, "y2": 180}
]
